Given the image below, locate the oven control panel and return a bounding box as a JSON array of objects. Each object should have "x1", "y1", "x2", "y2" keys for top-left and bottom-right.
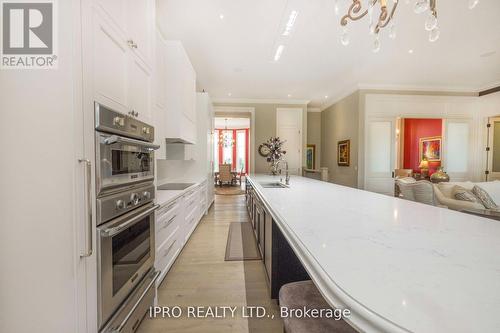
[
  {"x1": 95, "y1": 102, "x2": 155, "y2": 143},
  {"x1": 96, "y1": 183, "x2": 156, "y2": 225}
]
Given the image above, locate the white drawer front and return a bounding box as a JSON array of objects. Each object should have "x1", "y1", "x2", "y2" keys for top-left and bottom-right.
[{"x1": 155, "y1": 230, "x2": 179, "y2": 274}]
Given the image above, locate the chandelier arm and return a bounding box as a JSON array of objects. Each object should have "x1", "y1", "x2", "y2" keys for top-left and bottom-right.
[
  {"x1": 340, "y1": 0, "x2": 372, "y2": 26},
  {"x1": 375, "y1": 1, "x2": 399, "y2": 33}
]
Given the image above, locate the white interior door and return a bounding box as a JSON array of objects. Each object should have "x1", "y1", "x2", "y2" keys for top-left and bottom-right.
[
  {"x1": 277, "y1": 108, "x2": 302, "y2": 175},
  {"x1": 486, "y1": 117, "x2": 500, "y2": 181},
  {"x1": 364, "y1": 118, "x2": 396, "y2": 195},
  {"x1": 443, "y1": 119, "x2": 473, "y2": 182}
]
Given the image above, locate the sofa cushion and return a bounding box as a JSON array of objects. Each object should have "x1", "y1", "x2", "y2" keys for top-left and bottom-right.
[
  {"x1": 474, "y1": 181, "x2": 500, "y2": 205},
  {"x1": 436, "y1": 183, "x2": 457, "y2": 198},
  {"x1": 472, "y1": 185, "x2": 498, "y2": 209},
  {"x1": 452, "y1": 186, "x2": 478, "y2": 202}
]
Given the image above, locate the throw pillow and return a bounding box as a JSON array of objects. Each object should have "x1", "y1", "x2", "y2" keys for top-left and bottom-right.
[
  {"x1": 472, "y1": 185, "x2": 498, "y2": 209},
  {"x1": 452, "y1": 186, "x2": 477, "y2": 202}
]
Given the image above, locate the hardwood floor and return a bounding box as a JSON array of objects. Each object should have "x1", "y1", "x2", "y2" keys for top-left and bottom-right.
[{"x1": 138, "y1": 194, "x2": 283, "y2": 333}]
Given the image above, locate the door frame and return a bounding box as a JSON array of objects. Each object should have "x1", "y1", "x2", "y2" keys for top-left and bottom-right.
[
  {"x1": 276, "y1": 108, "x2": 303, "y2": 175},
  {"x1": 214, "y1": 106, "x2": 255, "y2": 173}
]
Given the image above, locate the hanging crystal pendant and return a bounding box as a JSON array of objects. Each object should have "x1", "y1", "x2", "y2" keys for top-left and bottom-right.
[
  {"x1": 341, "y1": 28, "x2": 350, "y2": 46},
  {"x1": 468, "y1": 0, "x2": 479, "y2": 9},
  {"x1": 424, "y1": 13, "x2": 438, "y2": 31},
  {"x1": 429, "y1": 26, "x2": 440, "y2": 42},
  {"x1": 334, "y1": 0, "x2": 340, "y2": 15},
  {"x1": 389, "y1": 22, "x2": 397, "y2": 39},
  {"x1": 414, "y1": 0, "x2": 430, "y2": 14},
  {"x1": 373, "y1": 35, "x2": 381, "y2": 53}
]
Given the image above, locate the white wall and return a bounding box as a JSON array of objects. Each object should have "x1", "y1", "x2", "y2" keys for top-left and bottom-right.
[
  {"x1": 0, "y1": 1, "x2": 83, "y2": 333},
  {"x1": 361, "y1": 92, "x2": 500, "y2": 190}
]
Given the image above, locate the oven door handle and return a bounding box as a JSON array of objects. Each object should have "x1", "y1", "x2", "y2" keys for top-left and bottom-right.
[
  {"x1": 104, "y1": 135, "x2": 160, "y2": 150},
  {"x1": 102, "y1": 204, "x2": 159, "y2": 237}
]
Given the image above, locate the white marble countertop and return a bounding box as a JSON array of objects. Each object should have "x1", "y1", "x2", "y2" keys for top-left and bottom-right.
[
  {"x1": 155, "y1": 178, "x2": 207, "y2": 207},
  {"x1": 247, "y1": 174, "x2": 500, "y2": 333}
]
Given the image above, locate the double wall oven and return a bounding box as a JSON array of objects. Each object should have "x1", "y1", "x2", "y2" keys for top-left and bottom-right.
[{"x1": 94, "y1": 103, "x2": 160, "y2": 333}]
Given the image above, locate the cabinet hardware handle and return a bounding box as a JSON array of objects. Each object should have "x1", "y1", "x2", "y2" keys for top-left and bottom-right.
[
  {"x1": 79, "y1": 159, "x2": 93, "y2": 257},
  {"x1": 127, "y1": 39, "x2": 138, "y2": 49},
  {"x1": 161, "y1": 215, "x2": 176, "y2": 229},
  {"x1": 163, "y1": 242, "x2": 175, "y2": 257}
]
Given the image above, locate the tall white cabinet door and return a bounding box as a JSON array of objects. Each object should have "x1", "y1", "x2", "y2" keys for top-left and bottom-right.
[
  {"x1": 126, "y1": 0, "x2": 153, "y2": 65},
  {"x1": 128, "y1": 57, "x2": 152, "y2": 123},
  {"x1": 364, "y1": 118, "x2": 395, "y2": 195},
  {"x1": 92, "y1": 11, "x2": 128, "y2": 113},
  {"x1": 183, "y1": 58, "x2": 197, "y2": 123},
  {"x1": 95, "y1": 0, "x2": 126, "y2": 31},
  {"x1": 444, "y1": 119, "x2": 473, "y2": 182},
  {"x1": 277, "y1": 108, "x2": 303, "y2": 175}
]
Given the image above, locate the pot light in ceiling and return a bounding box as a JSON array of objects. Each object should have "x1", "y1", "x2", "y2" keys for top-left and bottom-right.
[
  {"x1": 228, "y1": 92, "x2": 232, "y2": 97},
  {"x1": 324, "y1": 95, "x2": 329, "y2": 99},
  {"x1": 287, "y1": 94, "x2": 292, "y2": 98},
  {"x1": 408, "y1": 49, "x2": 414, "y2": 54},
  {"x1": 219, "y1": 14, "x2": 224, "y2": 20},
  {"x1": 282, "y1": 10, "x2": 299, "y2": 36},
  {"x1": 273, "y1": 44, "x2": 285, "y2": 62}
]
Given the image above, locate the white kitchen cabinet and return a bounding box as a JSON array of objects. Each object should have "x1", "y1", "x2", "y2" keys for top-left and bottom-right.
[
  {"x1": 94, "y1": 0, "x2": 126, "y2": 31},
  {"x1": 126, "y1": 0, "x2": 153, "y2": 65},
  {"x1": 127, "y1": 56, "x2": 152, "y2": 123},
  {"x1": 162, "y1": 40, "x2": 197, "y2": 144},
  {"x1": 92, "y1": 10, "x2": 129, "y2": 113},
  {"x1": 91, "y1": 7, "x2": 152, "y2": 123},
  {"x1": 95, "y1": 0, "x2": 153, "y2": 66},
  {"x1": 155, "y1": 182, "x2": 208, "y2": 286}
]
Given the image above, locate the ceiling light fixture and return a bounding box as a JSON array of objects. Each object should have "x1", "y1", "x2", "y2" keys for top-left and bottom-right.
[
  {"x1": 218, "y1": 119, "x2": 235, "y2": 148},
  {"x1": 282, "y1": 10, "x2": 299, "y2": 36},
  {"x1": 338, "y1": 0, "x2": 479, "y2": 52},
  {"x1": 219, "y1": 14, "x2": 224, "y2": 20},
  {"x1": 274, "y1": 44, "x2": 285, "y2": 62},
  {"x1": 287, "y1": 94, "x2": 292, "y2": 97},
  {"x1": 408, "y1": 49, "x2": 414, "y2": 54},
  {"x1": 228, "y1": 92, "x2": 232, "y2": 96}
]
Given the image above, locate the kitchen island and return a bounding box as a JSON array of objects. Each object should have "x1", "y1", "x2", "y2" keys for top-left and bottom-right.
[{"x1": 246, "y1": 174, "x2": 500, "y2": 333}]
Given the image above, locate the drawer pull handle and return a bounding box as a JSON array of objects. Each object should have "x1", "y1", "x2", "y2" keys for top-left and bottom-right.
[
  {"x1": 161, "y1": 215, "x2": 176, "y2": 230},
  {"x1": 163, "y1": 242, "x2": 176, "y2": 258}
]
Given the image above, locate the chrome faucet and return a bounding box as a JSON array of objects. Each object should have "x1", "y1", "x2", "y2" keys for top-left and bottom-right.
[{"x1": 277, "y1": 159, "x2": 290, "y2": 185}]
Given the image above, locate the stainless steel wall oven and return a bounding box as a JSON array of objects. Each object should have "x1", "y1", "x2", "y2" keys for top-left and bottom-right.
[{"x1": 94, "y1": 103, "x2": 159, "y2": 332}]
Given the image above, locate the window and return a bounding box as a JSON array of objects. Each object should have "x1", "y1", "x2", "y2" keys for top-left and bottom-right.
[
  {"x1": 236, "y1": 130, "x2": 246, "y2": 173},
  {"x1": 214, "y1": 130, "x2": 219, "y2": 172}
]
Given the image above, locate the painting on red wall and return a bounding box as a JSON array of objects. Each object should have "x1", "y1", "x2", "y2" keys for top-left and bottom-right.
[{"x1": 420, "y1": 136, "x2": 441, "y2": 162}]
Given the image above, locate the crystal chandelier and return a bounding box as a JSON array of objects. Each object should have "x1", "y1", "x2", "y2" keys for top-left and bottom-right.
[
  {"x1": 218, "y1": 119, "x2": 235, "y2": 148},
  {"x1": 336, "y1": 0, "x2": 480, "y2": 52}
]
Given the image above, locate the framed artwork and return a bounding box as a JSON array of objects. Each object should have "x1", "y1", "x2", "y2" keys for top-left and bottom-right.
[
  {"x1": 306, "y1": 144, "x2": 316, "y2": 169},
  {"x1": 337, "y1": 140, "x2": 350, "y2": 166},
  {"x1": 420, "y1": 136, "x2": 442, "y2": 162}
]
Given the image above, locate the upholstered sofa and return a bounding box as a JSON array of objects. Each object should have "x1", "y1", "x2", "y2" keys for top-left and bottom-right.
[{"x1": 433, "y1": 180, "x2": 500, "y2": 211}]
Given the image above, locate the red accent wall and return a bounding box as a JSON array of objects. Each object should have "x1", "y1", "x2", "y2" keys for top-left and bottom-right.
[{"x1": 403, "y1": 119, "x2": 442, "y2": 174}]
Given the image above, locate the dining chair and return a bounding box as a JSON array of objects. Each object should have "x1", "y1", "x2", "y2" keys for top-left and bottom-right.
[{"x1": 218, "y1": 164, "x2": 233, "y2": 186}]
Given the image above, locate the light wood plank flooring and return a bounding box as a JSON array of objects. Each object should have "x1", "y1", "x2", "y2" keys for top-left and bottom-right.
[{"x1": 138, "y1": 194, "x2": 283, "y2": 333}]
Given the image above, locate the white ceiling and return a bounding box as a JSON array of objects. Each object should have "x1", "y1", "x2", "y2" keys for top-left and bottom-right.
[
  {"x1": 215, "y1": 117, "x2": 250, "y2": 129},
  {"x1": 157, "y1": 0, "x2": 500, "y2": 107}
]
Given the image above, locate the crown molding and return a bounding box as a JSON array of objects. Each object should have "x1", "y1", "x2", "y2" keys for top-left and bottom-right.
[
  {"x1": 307, "y1": 108, "x2": 321, "y2": 113},
  {"x1": 212, "y1": 97, "x2": 310, "y2": 105},
  {"x1": 357, "y1": 83, "x2": 478, "y2": 94}
]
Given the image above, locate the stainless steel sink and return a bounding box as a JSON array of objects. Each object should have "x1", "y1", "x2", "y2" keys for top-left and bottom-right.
[
  {"x1": 157, "y1": 183, "x2": 195, "y2": 190},
  {"x1": 259, "y1": 182, "x2": 288, "y2": 188}
]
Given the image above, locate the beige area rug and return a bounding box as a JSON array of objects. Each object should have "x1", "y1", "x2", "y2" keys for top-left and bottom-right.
[
  {"x1": 225, "y1": 223, "x2": 261, "y2": 261},
  {"x1": 215, "y1": 185, "x2": 245, "y2": 196}
]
